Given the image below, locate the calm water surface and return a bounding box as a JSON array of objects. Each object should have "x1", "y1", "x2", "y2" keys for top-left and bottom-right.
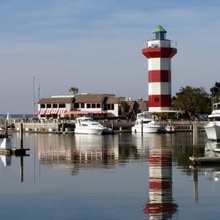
[{"x1": 0, "y1": 131, "x2": 219, "y2": 220}]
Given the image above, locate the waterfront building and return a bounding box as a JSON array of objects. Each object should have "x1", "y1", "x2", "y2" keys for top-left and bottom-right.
[
  {"x1": 37, "y1": 93, "x2": 147, "y2": 120},
  {"x1": 142, "y1": 25, "x2": 177, "y2": 112}
]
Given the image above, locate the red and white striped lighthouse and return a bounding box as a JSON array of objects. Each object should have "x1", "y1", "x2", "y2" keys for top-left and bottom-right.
[{"x1": 142, "y1": 25, "x2": 177, "y2": 112}]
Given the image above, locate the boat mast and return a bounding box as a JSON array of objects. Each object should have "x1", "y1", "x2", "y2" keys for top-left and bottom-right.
[{"x1": 33, "y1": 76, "x2": 36, "y2": 117}]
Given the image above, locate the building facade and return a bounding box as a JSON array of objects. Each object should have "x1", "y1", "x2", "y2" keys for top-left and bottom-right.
[{"x1": 37, "y1": 93, "x2": 148, "y2": 120}]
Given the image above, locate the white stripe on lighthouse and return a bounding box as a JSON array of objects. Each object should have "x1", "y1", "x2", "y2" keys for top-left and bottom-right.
[
  {"x1": 148, "y1": 82, "x2": 171, "y2": 95},
  {"x1": 148, "y1": 58, "x2": 171, "y2": 71}
]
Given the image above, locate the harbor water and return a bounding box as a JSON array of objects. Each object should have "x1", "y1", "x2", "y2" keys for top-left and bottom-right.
[{"x1": 0, "y1": 131, "x2": 219, "y2": 220}]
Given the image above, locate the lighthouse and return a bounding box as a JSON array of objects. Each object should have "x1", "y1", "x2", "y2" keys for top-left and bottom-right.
[{"x1": 142, "y1": 25, "x2": 177, "y2": 112}]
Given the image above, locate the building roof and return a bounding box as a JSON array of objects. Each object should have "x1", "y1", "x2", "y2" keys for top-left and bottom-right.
[
  {"x1": 74, "y1": 94, "x2": 114, "y2": 103},
  {"x1": 106, "y1": 96, "x2": 124, "y2": 104},
  {"x1": 136, "y1": 99, "x2": 148, "y2": 111},
  {"x1": 152, "y1": 25, "x2": 167, "y2": 33},
  {"x1": 38, "y1": 94, "x2": 116, "y2": 104},
  {"x1": 38, "y1": 97, "x2": 74, "y2": 104}
]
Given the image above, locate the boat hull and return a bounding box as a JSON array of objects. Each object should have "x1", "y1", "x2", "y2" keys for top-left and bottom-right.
[
  {"x1": 74, "y1": 128, "x2": 104, "y2": 135},
  {"x1": 131, "y1": 125, "x2": 160, "y2": 133},
  {"x1": 165, "y1": 125, "x2": 175, "y2": 133},
  {"x1": 205, "y1": 123, "x2": 220, "y2": 141}
]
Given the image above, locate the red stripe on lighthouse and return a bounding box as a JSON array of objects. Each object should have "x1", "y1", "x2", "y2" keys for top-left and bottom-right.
[
  {"x1": 142, "y1": 47, "x2": 177, "y2": 58},
  {"x1": 148, "y1": 70, "x2": 171, "y2": 83},
  {"x1": 148, "y1": 95, "x2": 171, "y2": 107}
]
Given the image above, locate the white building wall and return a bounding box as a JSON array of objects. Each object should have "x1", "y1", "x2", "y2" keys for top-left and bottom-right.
[
  {"x1": 107, "y1": 104, "x2": 119, "y2": 117},
  {"x1": 149, "y1": 107, "x2": 171, "y2": 112},
  {"x1": 147, "y1": 40, "x2": 171, "y2": 48},
  {"x1": 65, "y1": 103, "x2": 71, "y2": 112}
]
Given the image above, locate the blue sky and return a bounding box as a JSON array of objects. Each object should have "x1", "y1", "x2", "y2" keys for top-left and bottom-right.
[{"x1": 0, "y1": 0, "x2": 220, "y2": 113}]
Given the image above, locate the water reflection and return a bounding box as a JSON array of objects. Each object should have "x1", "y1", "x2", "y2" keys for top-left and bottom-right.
[
  {"x1": 36, "y1": 133, "x2": 179, "y2": 218},
  {"x1": 0, "y1": 137, "x2": 26, "y2": 182},
  {"x1": 143, "y1": 134, "x2": 178, "y2": 219},
  {"x1": 2, "y1": 132, "x2": 220, "y2": 219},
  {"x1": 37, "y1": 134, "x2": 120, "y2": 175},
  {"x1": 0, "y1": 155, "x2": 12, "y2": 166},
  {"x1": 36, "y1": 134, "x2": 154, "y2": 171}
]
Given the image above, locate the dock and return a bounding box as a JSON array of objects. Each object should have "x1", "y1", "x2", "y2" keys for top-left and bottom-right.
[
  {"x1": 0, "y1": 148, "x2": 29, "y2": 156},
  {"x1": 189, "y1": 156, "x2": 220, "y2": 166}
]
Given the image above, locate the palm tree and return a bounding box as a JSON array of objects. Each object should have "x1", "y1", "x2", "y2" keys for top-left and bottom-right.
[
  {"x1": 119, "y1": 100, "x2": 129, "y2": 117},
  {"x1": 69, "y1": 87, "x2": 79, "y2": 95}
]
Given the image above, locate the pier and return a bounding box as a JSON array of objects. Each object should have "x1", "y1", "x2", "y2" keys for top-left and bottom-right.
[
  {"x1": 189, "y1": 156, "x2": 220, "y2": 166},
  {"x1": 0, "y1": 148, "x2": 29, "y2": 156},
  {"x1": 11, "y1": 120, "x2": 208, "y2": 134}
]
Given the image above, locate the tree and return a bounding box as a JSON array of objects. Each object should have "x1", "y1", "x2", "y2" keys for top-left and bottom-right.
[
  {"x1": 172, "y1": 86, "x2": 211, "y2": 118},
  {"x1": 69, "y1": 87, "x2": 79, "y2": 95},
  {"x1": 210, "y1": 82, "x2": 220, "y2": 103},
  {"x1": 119, "y1": 100, "x2": 129, "y2": 117}
]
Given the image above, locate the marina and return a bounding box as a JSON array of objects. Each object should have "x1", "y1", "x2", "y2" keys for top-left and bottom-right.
[{"x1": 0, "y1": 18, "x2": 219, "y2": 219}]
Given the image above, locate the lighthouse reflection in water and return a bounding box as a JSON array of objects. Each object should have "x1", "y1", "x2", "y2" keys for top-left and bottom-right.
[{"x1": 144, "y1": 135, "x2": 178, "y2": 219}]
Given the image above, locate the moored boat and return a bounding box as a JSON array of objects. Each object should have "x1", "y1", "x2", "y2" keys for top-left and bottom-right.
[
  {"x1": 131, "y1": 112, "x2": 163, "y2": 133},
  {"x1": 74, "y1": 116, "x2": 113, "y2": 135},
  {"x1": 165, "y1": 120, "x2": 175, "y2": 133},
  {"x1": 205, "y1": 102, "x2": 220, "y2": 141}
]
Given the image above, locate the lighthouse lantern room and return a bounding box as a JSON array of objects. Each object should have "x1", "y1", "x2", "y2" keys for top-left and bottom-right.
[{"x1": 142, "y1": 25, "x2": 177, "y2": 112}]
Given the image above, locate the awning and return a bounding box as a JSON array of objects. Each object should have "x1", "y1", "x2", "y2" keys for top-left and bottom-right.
[
  {"x1": 38, "y1": 109, "x2": 46, "y2": 115},
  {"x1": 51, "y1": 109, "x2": 58, "y2": 114},
  {"x1": 37, "y1": 108, "x2": 67, "y2": 115},
  {"x1": 58, "y1": 109, "x2": 67, "y2": 115}
]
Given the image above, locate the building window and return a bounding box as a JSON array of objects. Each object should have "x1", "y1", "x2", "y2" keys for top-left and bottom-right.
[
  {"x1": 74, "y1": 103, "x2": 79, "y2": 108},
  {"x1": 41, "y1": 104, "x2": 45, "y2": 108},
  {"x1": 105, "y1": 104, "x2": 114, "y2": 110},
  {"x1": 87, "y1": 104, "x2": 91, "y2": 108},
  {"x1": 92, "y1": 103, "x2": 96, "y2": 108},
  {"x1": 47, "y1": 104, "x2": 51, "y2": 108},
  {"x1": 97, "y1": 103, "x2": 100, "y2": 108},
  {"x1": 53, "y1": 104, "x2": 57, "y2": 108},
  {"x1": 81, "y1": 103, "x2": 85, "y2": 108},
  {"x1": 59, "y1": 103, "x2": 65, "y2": 108}
]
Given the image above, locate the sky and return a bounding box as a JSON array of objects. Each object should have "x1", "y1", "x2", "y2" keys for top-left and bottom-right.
[{"x1": 0, "y1": 0, "x2": 220, "y2": 114}]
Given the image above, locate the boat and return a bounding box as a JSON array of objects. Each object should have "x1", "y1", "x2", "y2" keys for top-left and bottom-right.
[
  {"x1": 74, "y1": 116, "x2": 113, "y2": 135},
  {"x1": 205, "y1": 141, "x2": 220, "y2": 157},
  {"x1": 165, "y1": 120, "x2": 175, "y2": 133},
  {"x1": 131, "y1": 112, "x2": 163, "y2": 133},
  {"x1": 205, "y1": 102, "x2": 220, "y2": 141}
]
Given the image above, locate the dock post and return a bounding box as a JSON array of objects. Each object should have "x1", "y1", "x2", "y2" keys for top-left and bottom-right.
[
  {"x1": 20, "y1": 123, "x2": 23, "y2": 149},
  {"x1": 193, "y1": 168, "x2": 199, "y2": 203},
  {"x1": 193, "y1": 121, "x2": 198, "y2": 158},
  {"x1": 20, "y1": 156, "x2": 24, "y2": 182},
  {"x1": 61, "y1": 121, "x2": 64, "y2": 133},
  {"x1": 141, "y1": 119, "x2": 143, "y2": 135}
]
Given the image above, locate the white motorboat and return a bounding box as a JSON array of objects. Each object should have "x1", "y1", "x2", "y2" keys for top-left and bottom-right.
[
  {"x1": 205, "y1": 102, "x2": 220, "y2": 141},
  {"x1": 131, "y1": 112, "x2": 163, "y2": 133},
  {"x1": 165, "y1": 120, "x2": 175, "y2": 133},
  {"x1": 74, "y1": 116, "x2": 113, "y2": 135}
]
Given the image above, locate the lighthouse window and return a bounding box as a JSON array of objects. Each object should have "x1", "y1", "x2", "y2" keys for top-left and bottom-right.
[
  {"x1": 152, "y1": 44, "x2": 159, "y2": 48},
  {"x1": 153, "y1": 32, "x2": 166, "y2": 40},
  {"x1": 154, "y1": 97, "x2": 159, "y2": 102}
]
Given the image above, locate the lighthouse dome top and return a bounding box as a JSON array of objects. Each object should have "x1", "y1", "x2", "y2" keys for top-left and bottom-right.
[{"x1": 152, "y1": 25, "x2": 167, "y2": 40}]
